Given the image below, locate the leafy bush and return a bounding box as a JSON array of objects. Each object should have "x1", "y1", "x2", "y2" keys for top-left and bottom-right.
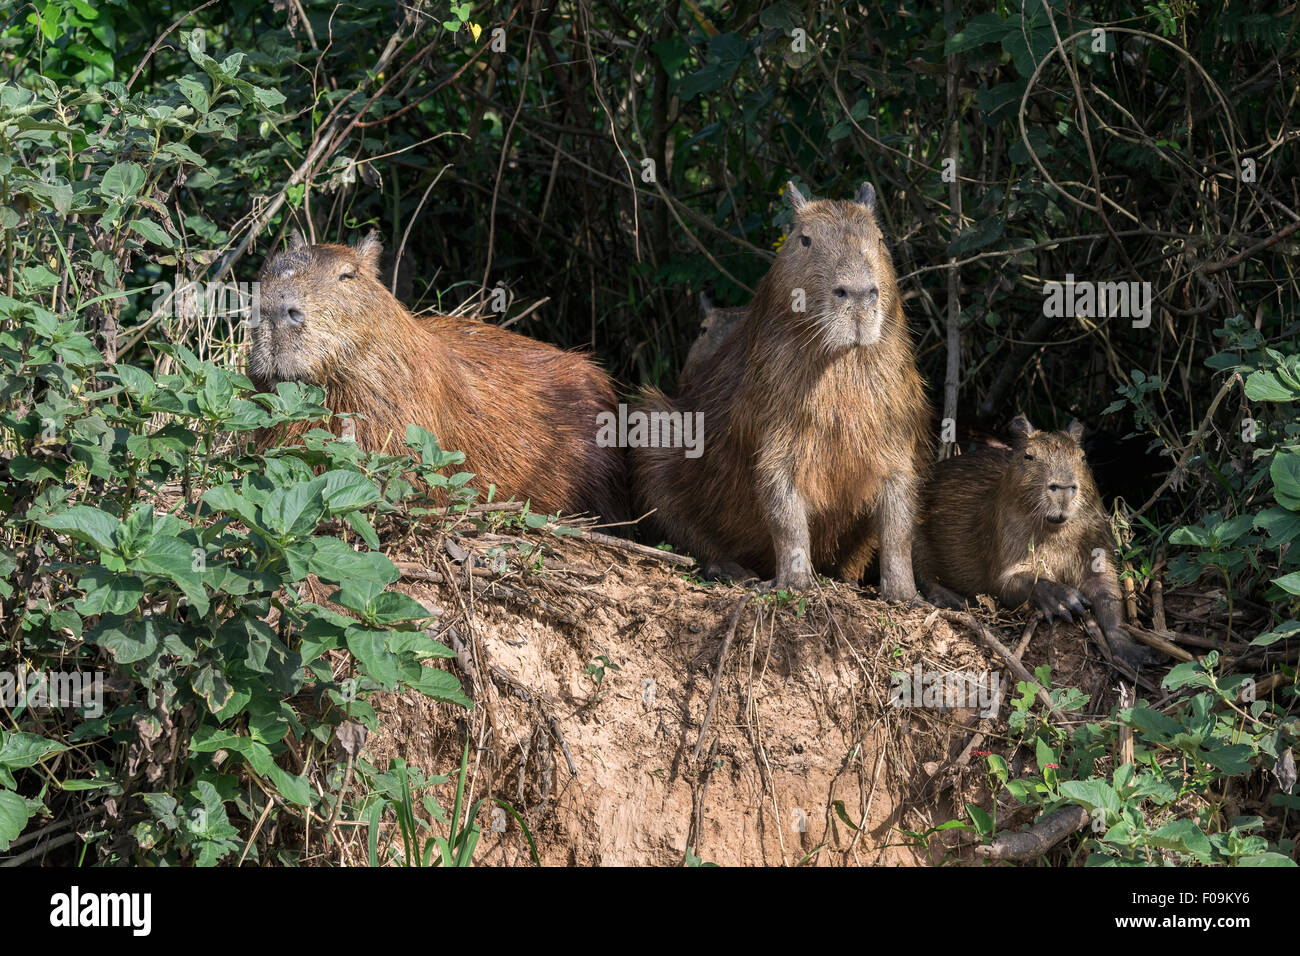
[{"x1": 0, "y1": 41, "x2": 484, "y2": 862}]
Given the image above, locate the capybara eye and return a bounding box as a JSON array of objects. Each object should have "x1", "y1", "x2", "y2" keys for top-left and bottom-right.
[
  {"x1": 800, "y1": 234, "x2": 811, "y2": 247},
  {"x1": 339, "y1": 271, "x2": 356, "y2": 281},
  {"x1": 1024, "y1": 452, "x2": 1034, "y2": 460}
]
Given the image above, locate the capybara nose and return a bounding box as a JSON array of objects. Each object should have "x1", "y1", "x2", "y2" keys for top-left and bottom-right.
[
  {"x1": 1048, "y1": 482, "x2": 1078, "y2": 505},
  {"x1": 834, "y1": 284, "x2": 879, "y2": 305},
  {"x1": 283, "y1": 306, "x2": 305, "y2": 327}
]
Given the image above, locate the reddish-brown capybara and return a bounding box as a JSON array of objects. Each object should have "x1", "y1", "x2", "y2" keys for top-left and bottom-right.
[{"x1": 249, "y1": 232, "x2": 627, "y2": 521}]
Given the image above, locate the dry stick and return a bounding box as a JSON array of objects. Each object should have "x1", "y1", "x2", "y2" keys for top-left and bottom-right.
[
  {"x1": 238, "y1": 791, "x2": 277, "y2": 865},
  {"x1": 692, "y1": 596, "x2": 752, "y2": 761},
  {"x1": 1124, "y1": 624, "x2": 1196, "y2": 663},
  {"x1": 0, "y1": 831, "x2": 83, "y2": 867},
  {"x1": 1204, "y1": 219, "x2": 1300, "y2": 273},
  {"x1": 580, "y1": 529, "x2": 695, "y2": 567},
  {"x1": 479, "y1": 3, "x2": 540, "y2": 299},
  {"x1": 1151, "y1": 551, "x2": 1168, "y2": 632},
  {"x1": 974, "y1": 805, "x2": 1090, "y2": 862},
  {"x1": 940, "y1": 611, "x2": 1055, "y2": 713},
  {"x1": 1133, "y1": 373, "x2": 1241, "y2": 517},
  {"x1": 1116, "y1": 683, "x2": 1136, "y2": 769},
  {"x1": 686, "y1": 736, "x2": 721, "y2": 865},
  {"x1": 1013, "y1": 612, "x2": 1043, "y2": 658},
  {"x1": 497, "y1": 295, "x2": 551, "y2": 330},
  {"x1": 436, "y1": 551, "x2": 504, "y2": 755}
]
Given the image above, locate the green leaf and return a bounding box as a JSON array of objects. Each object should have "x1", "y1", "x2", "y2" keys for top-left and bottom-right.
[
  {"x1": 320, "y1": 470, "x2": 382, "y2": 513},
  {"x1": 128, "y1": 218, "x2": 172, "y2": 248},
  {"x1": 1244, "y1": 369, "x2": 1298, "y2": 402},
  {"x1": 36, "y1": 505, "x2": 120, "y2": 553},
  {"x1": 1059, "y1": 779, "x2": 1120, "y2": 816},
  {"x1": 99, "y1": 161, "x2": 146, "y2": 202},
  {"x1": 346, "y1": 626, "x2": 402, "y2": 688},
  {"x1": 0, "y1": 731, "x2": 68, "y2": 769},
  {"x1": 368, "y1": 591, "x2": 432, "y2": 626},
  {"x1": 965, "y1": 803, "x2": 993, "y2": 836},
  {"x1": 948, "y1": 216, "x2": 1005, "y2": 257},
  {"x1": 405, "y1": 667, "x2": 472, "y2": 708},
  {"x1": 262, "y1": 478, "x2": 327, "y2": 537},
  {"x1": 129, "y1": 535, "x2": 209, "y2": 616},
  {"x1": 1271, "y1": 449, "x2": 1300, "y2": 509},
  {"x1": 1146, "y1": 818, "x2": 1213, "y2": 863},
  {"x1": 0, "y1": 790, "x2": 32, "y2": 851},
  {"x1": 192, "y1": 665, "x2": 234, "y2": 712},
  {"x1": 945, "y1": 13, "x2": 1008, "y2": 54}
]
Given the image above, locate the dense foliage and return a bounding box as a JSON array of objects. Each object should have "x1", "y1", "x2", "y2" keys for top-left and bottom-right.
[{"x1": 0, "y1": 0, "x2": 1296, "y2": 864}]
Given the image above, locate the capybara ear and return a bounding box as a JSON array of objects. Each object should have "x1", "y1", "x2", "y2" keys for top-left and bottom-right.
[
  {"x1": 784, "y1": 181, "x2": 807, "y2": 211},
  {"x1": 1066, "y1": 419, "x2": 1085, "y2": 444},
  {"x1": 1008, "y1": 414, "x2": 1036, "y2": 444},
  {"x1": 289, "y1": 228, "x2": 308, "y2": 250},
  {"x1": 855, "y1": 182, "x2": 877, "y2": 211},
  {"x1": 700, "y1": 291, "x2": 713, "y2": 315},
  {"x1": 355, "y1": 230, "x2": 383, "y2": 277}
]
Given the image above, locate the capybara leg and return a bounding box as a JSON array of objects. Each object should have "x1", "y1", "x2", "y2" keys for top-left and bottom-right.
[
  {"x1": 919, "y1": 580, "x2": 967, "y2": 610},
  {"x1": 762, "y1": 475, "x2": 814, "y2": 590},
  {"x1": 703, "y1": 561, "x2": 761, "y2": 585},
  {"x1": 1078, "y1": 574, "x2": 1166, "y2": 667},
  {"x1": 876, "y1": 474, "x2": 918, "y2": 602}
]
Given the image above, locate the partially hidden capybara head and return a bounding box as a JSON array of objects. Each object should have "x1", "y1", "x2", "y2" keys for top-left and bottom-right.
[
  {"x1": 1004, "y1": 414, "x2": 1100, "y2": 527},
  {"x1": 762, "y1": 181, "x2": 900, "y2": 351},
  {"x1": 249, "y1": 232, "x2": 386, "y2": 391}
]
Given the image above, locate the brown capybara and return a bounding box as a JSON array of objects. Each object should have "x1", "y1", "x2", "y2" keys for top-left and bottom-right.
[
  {"x1": 249, "y1": 232, "x2": 627, "y2": 521},
  {"x1": 913, "y1": 415, "x2": 1162, "y2": 668},
  {"x1": 630, "y1": 182, "x2": 931, "y2": 598},
  {"x1": 679, "y1": 293, "x2": 745, "y2": 388}
]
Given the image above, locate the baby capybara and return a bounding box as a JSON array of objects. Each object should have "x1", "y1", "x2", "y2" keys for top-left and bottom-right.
[
  {"x1": 250, "y1": 233, "x2": 627, "y2": 521},
  {"x1": 679, "y1": 293, "x2": 745, "y2": 388},
  {"x1": 913, "y1": 415, "x2": 1161, "y2": 668},
  {"x1": 631, "y1": 182, "x2": 930, "y2": 598}
]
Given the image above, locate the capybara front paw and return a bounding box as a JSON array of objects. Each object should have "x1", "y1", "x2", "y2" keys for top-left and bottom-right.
[
  {"x1": 1031, "y1": 579, "x2": 1090, "y2": 622},
  {"x1": 879, "y1": 576, "x2": 919, "y2": 604},
  {"x1": 771, "y1": 568, "x2": 814, "y2": 591},
  {"x1": 1106, "y1": 627, "x2": 1166, "y2": 669},
  {"x1": 770, "y1": 548, "x2": 814, "y2": 590}
]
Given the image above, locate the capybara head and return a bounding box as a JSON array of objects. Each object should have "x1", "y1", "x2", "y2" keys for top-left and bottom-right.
[
  {"x1": 771, "y1": 181, "x2": 899, "y2": 350},
  {"x1": 250, "y1": 232, "x2": 386, "y2": 389},
  {"x1": 1006, "y1": 415, "x2": 1096, "y2": 525}
]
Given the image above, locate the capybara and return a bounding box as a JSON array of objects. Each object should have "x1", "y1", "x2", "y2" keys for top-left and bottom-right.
[
  {"x1": 913, "y1": 415, "x2": 1162, "y2": 668},
  {"x1": 631, "y1": 182, "x2": 931, "y2": 598},
  {"x1": 680, "y1": 293, "x2": 745, "y2": 388},
  {"x1": 250, "y1": 232, "x2": 627, "y2": 521}
]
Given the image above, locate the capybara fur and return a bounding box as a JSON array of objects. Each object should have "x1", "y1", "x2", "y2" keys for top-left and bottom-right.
[
  {"x1": 913, "y1": 415, "x2": 1161, "y2": 668},
  {"x1": 680, "y1": 293, "x2": 745, "y2": 388},
  {"x1": 250, "y1": 233, "x2": 627, "y2": 521},
  {"x1": 631, "y1": 182, "x2": 930, "y2": 598}
]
